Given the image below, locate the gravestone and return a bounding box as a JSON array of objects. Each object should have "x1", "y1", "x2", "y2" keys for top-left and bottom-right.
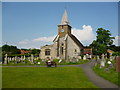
[
  {"x1": 20, "y1": 56, "x2": 23, "y2": 61},
  {"x1": 89, "y1": 55, "x2": 92, "y2": 59},
  {"x1": 7, "y1": 57, "x2": 10, "y2": 63},
  {"x1": 86, "y1": 54, "x2": 89, "y2": 59},
  {"x1": 4, "y1": 54, "x2": 8, "y2": 64},
  {"x1": 83, "y1": 55, "x2": 86, "y2": 60},
  {"x1": 97, "y1": 56, "x2": 100, "y2": 60},
  {"x1": 37, "y1": 57, "x2": 39, "y2": 60},
  {"x1": 23, "y1": 55, "x2": 26, "y2": 60},
  {"x1": 102, "y1": 54, "x2": 105, "y2": 60},
  {"x1": 78, "y1": 56, "x2": 82, "y2": 59},
  {"x1": 37, "y1": 62, "x2": 40, "y2": 64},
  {"x1": 110, "y1": 56, "x2": 113, "y2": 61},
  {"x1": 9, "y1": 57, "x2": 12, "y2": 61},
  {"x1": 100, "y1": 60, "x2": 105, "y2": 68},
  {"x1": 31, "y1": 54, "x2": 34, "y2": 64},
  {"x1": 76, "y1": 58, "x2": 79, "y2": 62},
  {"x1": 12, "y1": 57, "x2": 15, "y2": 61},
  {"x1": 70, "y1": 58, "x2": 73, "y2": 62},
  {"x1": 107, "y1": 61, "x2": 113, "y2": 69},
  {"x1": 15, "y1": 56, "x2": 17, "y2": 61},
  {"x1": 59, "y1": 59, "x2": 62, "y2": 63},
  {"x1": 28, "y1": 57, "x2": 31, "y2": 61}
]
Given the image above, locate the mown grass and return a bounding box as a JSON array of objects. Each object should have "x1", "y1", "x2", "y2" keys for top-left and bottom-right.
[
  {"x1": 93, "y1": 64, "x2": 119, "y2": 86},
  {"x1": 2, "y1": 67, "x2": 97, "y2": 88}
]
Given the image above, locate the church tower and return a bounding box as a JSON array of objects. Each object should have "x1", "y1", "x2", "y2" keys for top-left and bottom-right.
[
  {"x1": 58, "y1": 9, "x2": 72, "y2": 38},
  {"x1": 40, "y1": 9, "x2": 84, "y2": 60}
]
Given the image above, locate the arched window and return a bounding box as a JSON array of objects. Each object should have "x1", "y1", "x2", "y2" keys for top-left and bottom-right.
[
  {"x1": 60, "y1": 43, "x2": 64, "y2": 55},
  {"x1": 45, "y1": 49, "x2": 50, "y2": 55}
]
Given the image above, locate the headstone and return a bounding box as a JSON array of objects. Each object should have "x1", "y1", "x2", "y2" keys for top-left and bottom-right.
[
  {"x1": 37, "y1": 62, "x2": 40, "y2": 64},
  {"x1": 4, "y1": 54, "x2": 8, "y2": 64},
  {"x1": 9, "y1": 57, "x2": 12, "y2": 61},
  {"x1": 100, "y1": 60, "x2": 105, "y2": 68},
  {"x1": 37, "y1": 57, "x2": 39, "y2": 60},
  {"x1": 70, "y1": 59, "x2": 73, "y2": 62},
  {"x1": 7, "y1": 57, "x2": 10, "y2": 63},
  {"x1": 83, "y1": 55, "x2": 86, "y2": 60},
  {"x1": 102, "y1": 54, "x2": 105, "y2": 60},
  {"x1": 15, "y1": 56, "x2": 17, "y2": 61},
  {"x1": 86, "y1": 54, "x2": 89, "y2": 59},
  {"x1": 31, "y1": 54, "x2": 34, "y2": 64},
  {"x1": 107, "y1": 61, "x2": 112, "y2": 65},
  {"x1": 12, "y1": 57, "x2": 15, "y2": 61},
  {"x1": 28, "y1": 57, "x2": 31, "y2": 61},
  {"x1": 23, "y1": 55, "x2": 26, "y2": 60},
  {"x1": 20, "y1": 56, "x2": 23, "y2": 61},
  {"x1": 110, "y1": 56, "x2": 113, "y2": 61},
  {"x1": 76, "y1": 58, "x2": 79, "y2": 62},
  {"x1": 97, "y1": 56, "x2": 100, "y2": 60},
  {"x1": 78, "y1": 56, "x2": 81, "y2": 59},
  {"x1": 89, "y1": 55, "x2": 92, "y2": 59},
  {"x1": 59, "y1": 59, "x2": 62, "y2": 63}
]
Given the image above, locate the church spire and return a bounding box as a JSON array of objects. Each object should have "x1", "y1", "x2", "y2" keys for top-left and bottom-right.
[{"x1": 60, "y1": 9, "x2": 70, "y2": 25}]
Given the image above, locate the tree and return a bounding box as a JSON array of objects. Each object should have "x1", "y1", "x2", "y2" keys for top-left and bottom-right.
[
  {"x1": 90, "y1": 28, "x2": 115, "y2": 55},
  {"x1": 2, "y1": 44, "x2": 20, "y2": 56},
  {"x1": 30, "y1": 49, "x2": 40, "y2": 55}
]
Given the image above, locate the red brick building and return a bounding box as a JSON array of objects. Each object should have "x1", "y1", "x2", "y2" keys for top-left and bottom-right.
[
  {"x1": 83, "y1": 48, "x2": 92, "y2": 55},
  {"x1": 20, "y1": 50, "x2": 31, "y2": 55}
]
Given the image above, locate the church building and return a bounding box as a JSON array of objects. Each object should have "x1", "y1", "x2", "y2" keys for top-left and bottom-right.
[{"x1": 40, "y1": 10, "x2": 84, "y2": 60}]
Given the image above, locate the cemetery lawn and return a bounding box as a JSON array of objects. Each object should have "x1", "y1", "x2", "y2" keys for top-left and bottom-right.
[
  {"x1": 93, "y1": 64, "x2": 119, "y2": 86},
  {"x1": 2, "y1": 67, "x2": 97, "y2": 88}
]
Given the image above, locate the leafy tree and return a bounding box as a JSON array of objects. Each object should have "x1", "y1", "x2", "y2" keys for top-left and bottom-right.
[
  {"x1": 112, "y1": 52, "x2": 120, "y2": 56},
  {"x1": 108, "y1": 45, "x2": 120, "y2": 52},
  {"x1": 2, "y1": 44, "x2": 20, "y2": 56},
  {"x1": 30, "y1": 49, "x2": 40, "y2": 55},
  {"x1": 90, "y1": 28, "x2": 115, "y2": 55}
]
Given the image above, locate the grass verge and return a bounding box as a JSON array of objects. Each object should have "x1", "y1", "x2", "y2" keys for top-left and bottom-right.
[
  {"x1": 2, "y1": 67, "x2": 97, "y2": 88},
  {"x1": 92, "y1": 64, "x2": 119, "y2": 86}
]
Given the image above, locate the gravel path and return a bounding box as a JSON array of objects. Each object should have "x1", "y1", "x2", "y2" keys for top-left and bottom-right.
[{"x1": 1, "y1": 60, "x2": 119, "y2": 88}]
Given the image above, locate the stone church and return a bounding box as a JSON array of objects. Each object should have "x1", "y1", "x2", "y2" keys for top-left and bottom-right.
[{"x1": 40, "y1": 10, "x2": 84, "y2": 60}]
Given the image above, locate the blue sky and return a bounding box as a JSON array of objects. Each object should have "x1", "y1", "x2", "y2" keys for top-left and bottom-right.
[{"x1": 2, "y1": 2, "x2": 119, "y2": 49}]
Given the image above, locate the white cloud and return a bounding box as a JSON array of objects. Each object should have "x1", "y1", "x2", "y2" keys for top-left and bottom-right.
[
  {"x1": 113, "y1": 36, "x2": 120, "y2": 46},
  {"x1": 33, "y1": 36, "x2": 55, "y2": 42},
  {"x1": 72, "y1": 25, "x2": 95, "y2": 45}
]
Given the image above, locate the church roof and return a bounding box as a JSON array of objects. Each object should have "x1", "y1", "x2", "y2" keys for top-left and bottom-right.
[
  {"x1": 69, "y1": 34, "x2": 84, "y2": 48},
  {"x1": 59, "y1": 9, "x2": 70, "y2": 25}
]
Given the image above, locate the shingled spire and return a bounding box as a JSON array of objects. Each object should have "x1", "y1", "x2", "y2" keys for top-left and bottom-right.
[{"x1": 60, "y1": 9, "x2": 70, "y2": 25}]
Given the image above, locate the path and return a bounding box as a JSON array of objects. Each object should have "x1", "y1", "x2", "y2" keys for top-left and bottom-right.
[
  {"x1": 79, "y1": 59, "x2": 119, "y2": 88},
  {"x1": 1, "y1": 60, "x2": 119, "y2": 88}
]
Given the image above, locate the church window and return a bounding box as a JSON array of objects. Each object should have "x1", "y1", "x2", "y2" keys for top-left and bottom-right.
[
  {"x1": 60, "y1": 47, "x2": 64, "y2": 55},
  {"x1": 45, "y1": 49, "x2": 50, "y2": 55},
  {"x1": 75, "y1": 49, "x2": 77, "y2": 52}
]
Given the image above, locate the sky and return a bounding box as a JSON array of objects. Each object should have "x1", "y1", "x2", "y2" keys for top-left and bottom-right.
[{"x1": 2, "y1": 2, "x2": 119, "y2": 49}]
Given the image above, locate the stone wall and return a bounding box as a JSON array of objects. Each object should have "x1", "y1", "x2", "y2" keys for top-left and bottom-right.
[{"x1": 67, "y1": 35, "x2": 81, "y2": 59}]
